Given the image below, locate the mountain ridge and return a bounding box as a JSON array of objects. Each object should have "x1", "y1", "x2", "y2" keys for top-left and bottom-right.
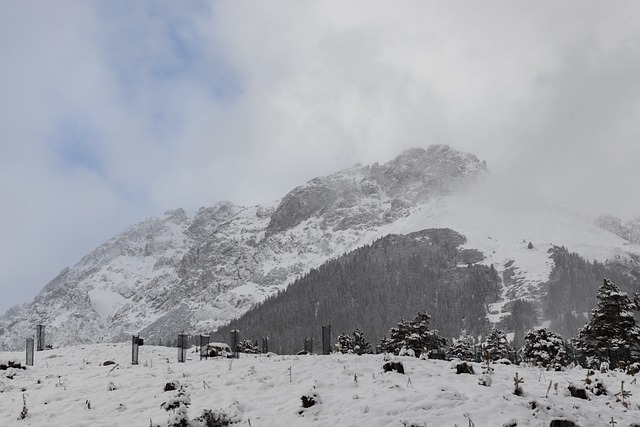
[
  {"x1": 2, "y1": 145, "x2": 640, "y2": 350},
  {"x1": 1, "y1": 145, "x2": 491, "y2": 349}
]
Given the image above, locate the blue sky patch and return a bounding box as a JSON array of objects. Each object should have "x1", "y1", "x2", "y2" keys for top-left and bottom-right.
[
  {"x1": 52, "y1": 117, "x2": 106, "y2": 177},
  {"x1": 98, "y1": 1, "x2": 241, "y2": 107}
]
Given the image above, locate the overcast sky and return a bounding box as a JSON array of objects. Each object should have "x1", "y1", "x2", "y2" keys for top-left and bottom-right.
[{"x1": 2, "y1": 1, "x2": 640, "y2": 314}]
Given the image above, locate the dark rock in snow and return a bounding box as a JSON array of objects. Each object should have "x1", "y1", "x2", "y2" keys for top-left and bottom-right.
[
  {"x1": 549, "y1": 420, "x2": 578, "y2": 427},
  {"x1": 383, "y1": 362, "x2": 405, "y2": 374},
  {"x1": 567, "y1": 385, "x2": 588, "y2": 400},
  {"x1": 164, "y1": 381, "x2": 179, "y2": 392},
  {"x1": 456, "y1": 362, "x2": 474, "y2": 375},
  {"x1": 0, "y1": 361, "x2": 25, "y2": 370}
]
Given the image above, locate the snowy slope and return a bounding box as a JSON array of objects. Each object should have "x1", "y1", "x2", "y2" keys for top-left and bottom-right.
[
  {"x1": 382, "y1": 187, "x2": 640, "y2": 321},
  {"x1": 0, "y1": 146, "x2": 490, "y2": 349},
  {"x1": 1, "y1": 343, "x2": 640, "y2": 426}
]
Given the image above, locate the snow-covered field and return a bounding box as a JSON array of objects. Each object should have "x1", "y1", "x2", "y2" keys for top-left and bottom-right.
[{"x1": 2, "y1": 343, "x2": 640, "y2": 426}]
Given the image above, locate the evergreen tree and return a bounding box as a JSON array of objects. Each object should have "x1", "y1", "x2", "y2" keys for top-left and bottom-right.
[
  {"x1": 352, "y1": 329, "x2": 372, "y2": 355},
  {"x1": 237, "y1": 339, "x2": 261, "y2": 354},
  {"x1": 335, "y1": 332, "x2": 353, "y2": 354},
  {"x1": 521, "y1": 328, "x2": 568, "y2": 369},
  {"x1": 380, "y1": 312, "x2": 447, "y2": 358},
  {"x1": 576, "y1": 279, "x2": 640, "y2": 364},
  {"x1": 545, "y1": 247, "x2": 639, "y2": 339},
  {"x1": 450, "y1": 336, "x2": 475, "y2": 361},
  {"x1": 483, "y1": 327, "x2": 510, "y2": 361},
  {"x1": 380, "y1": 319, "x2": 411, "y2": 355}
]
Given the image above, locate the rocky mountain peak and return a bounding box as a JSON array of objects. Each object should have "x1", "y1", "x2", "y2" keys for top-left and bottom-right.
[
  {"x1": 266, "y1": 145, "x2": 487, "y2": 237},
  {"x1": 0, "y1": 145, "x2": 492, "y2": 349}
]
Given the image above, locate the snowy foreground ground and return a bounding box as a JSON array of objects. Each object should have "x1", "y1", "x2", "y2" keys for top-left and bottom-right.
[{"x1": 2, "y1": 344, "x2": 640, "y2": 426}]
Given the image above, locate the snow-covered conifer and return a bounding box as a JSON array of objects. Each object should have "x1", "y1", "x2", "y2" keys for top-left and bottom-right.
[
  {"x1": 521, "y1": 328, "x2": 568, "y2": 369},
  {"x1": 237, "y1": 339, "x2": 261, "y2": 354},
  {"x1": 483, "y1": 327, "x2": 510, "y2": 361},
  {"x1": 577, "y1": 279, "x2": 640, "y2": 365},
  {"x1": 380, "y1": 312, "x2": 446, "y2": 358},
  {"x1": 450, "y1": 336, "x2": 475, "y2": 361},
  {"x1": 335, "y1": 332, "x2": 353, "y2": 354},
  {"x1": 162, "y1": 386, "x2": 191, "y2": 427},
  {"x1": 352, "y1": 329, "x2": 372, "y2": 355}
]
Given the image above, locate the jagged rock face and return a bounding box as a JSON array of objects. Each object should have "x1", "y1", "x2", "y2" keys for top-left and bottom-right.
[
  {"x1": 267, "y1": 145, "x2": 486, "y2": 236},
  {"x1": 595, "y1": 215, "x2": 640, "y2": 244},
  {"x1": 0, "y1": 145, "x2": 488, "y2": 349},
  {"x1": 266, "y1": 180, "x2": 339, "y2": 236}
]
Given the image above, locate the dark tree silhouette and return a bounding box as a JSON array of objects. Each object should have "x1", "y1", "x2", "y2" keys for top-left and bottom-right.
[
  {"x1": 577, "y1": 279, "x2": 640, "y2": 364},
  {"x1": 380, "y1": 312, "x2": 447, "y2": 358}
]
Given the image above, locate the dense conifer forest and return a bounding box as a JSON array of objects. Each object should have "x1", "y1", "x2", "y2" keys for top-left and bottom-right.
[
  {"x1": 545, "y1": 246, "x2": 640, "y2": 339},
  {"x1": 212, "y1": 228, "x2": 501, "y2": 354}
]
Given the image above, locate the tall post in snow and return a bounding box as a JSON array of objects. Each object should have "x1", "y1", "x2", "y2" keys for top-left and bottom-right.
[
  {"x1": 177, "y1": 333, "x2": 188, "y2": 363},
  {"x1": 231, "y1": 329, "x2": 239, "y2": 359},
  {"x1": 25, "y1": 338, "x2": 34, "y2": 366},
  {"x1": 322, "y1": 324, "x2": 331, "y2": 355},
  {"x1": 132, "y1": 335, "x2": 140, "y2": 365},
  {"x1": 36, "y1": 325, "x2": 45, "y2": 351},
  {"x1": 199, "y1": 334, "x2": 210, "y2": 360}
]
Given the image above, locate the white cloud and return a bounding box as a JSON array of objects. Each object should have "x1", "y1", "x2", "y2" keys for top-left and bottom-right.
[{"x1": 2, "y1": 1, "x2": 640, "y2": 312}]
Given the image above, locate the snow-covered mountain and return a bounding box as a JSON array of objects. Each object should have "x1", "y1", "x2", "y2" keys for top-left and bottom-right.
[{"x1": 1, "y1": 145, "x2": 639, "y2": 350}]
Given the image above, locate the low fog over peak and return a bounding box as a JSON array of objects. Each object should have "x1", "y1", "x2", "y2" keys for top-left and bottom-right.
[{"x1": 1, "y1": 1, "x2": 640, "y2": 313}]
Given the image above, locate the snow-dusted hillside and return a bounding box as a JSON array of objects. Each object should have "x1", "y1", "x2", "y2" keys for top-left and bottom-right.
[
  {"x1": 0, "y1": 145, "x2": 487, "y2": 349},
  {"x1": 382, "y1": 188, "x2": 640, "y2": 321},
  {"x1": 1, "y1": 343, "x2": 640, "y2": 426},
  {"x1": 1, "y1": 144, "x2": 639, "y2": 350}
]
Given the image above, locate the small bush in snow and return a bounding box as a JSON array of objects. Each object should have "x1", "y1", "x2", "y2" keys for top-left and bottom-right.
[
  {"x1": 513, "y1": 373, "x2": 524, "y2": 396},
  {"x1": 192, "y1": 409, "x2": 232, "y2": 427},
  {"x1": 581, "y1": 369, "x2": 607, "y2": 396},
  {"x1": 167, "y1": 404, "x2": 190, "y2": 427},
  {"x1": 162, "y1": 387, "x2": 191, "y2": 412},
  {"x1": 162, "y1": 386, "x2": 191, "y2": 427},
  {"x1": 627, "y1": 362, "x2": 640, "y2": 375},
  {"x1": 585, "y1": 377, "x2": 607, "y2": 396}
]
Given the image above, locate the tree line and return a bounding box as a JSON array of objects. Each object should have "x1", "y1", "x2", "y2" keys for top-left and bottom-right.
[{"x1": 212, "y1": 228, "x2": 500, "y2": 354}]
